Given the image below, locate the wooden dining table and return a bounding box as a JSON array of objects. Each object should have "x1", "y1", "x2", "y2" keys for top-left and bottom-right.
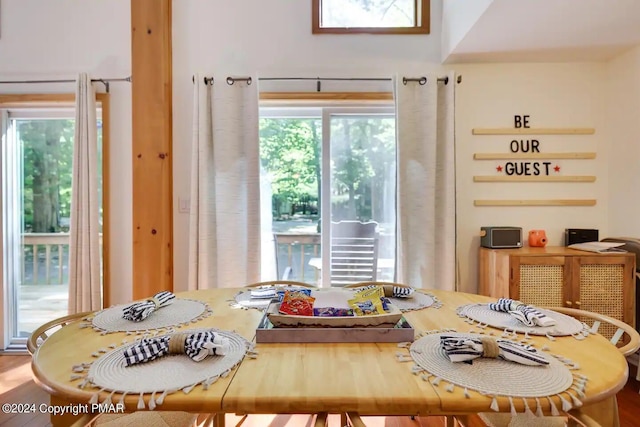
[{"x1": 31, "y1": 287, "x2": 633, "y2": 426}]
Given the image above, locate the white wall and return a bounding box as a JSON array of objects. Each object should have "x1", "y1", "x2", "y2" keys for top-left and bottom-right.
[
  {"x1": 441, "y1": 0, "x2": 493, "y2": 63},
  {"x1": 453, "y1": 62, "x2": 609, "y2": 293},
  {"x1": 606, "y1": 46, "x2": 640, "y2": 237},
  {"x1": 0, "y1": 0, "x2": 132, "y2": 304},
  {"x1": 171, "y1": 0, "x2": 445, "y2": 291}
]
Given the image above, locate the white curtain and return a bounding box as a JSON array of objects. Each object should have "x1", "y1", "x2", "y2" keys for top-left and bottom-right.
[
  {"x1": 188, "y1": 75, "x2": 261, "y2": 289},
  {"x1": 68, "y1": 73, "x2": 101, "y2": 313},
  {"x1": 395, "y1": 72, "x2": 457, "y2": 290}
]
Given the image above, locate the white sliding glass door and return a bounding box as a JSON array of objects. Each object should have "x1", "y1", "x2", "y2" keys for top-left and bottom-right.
[
  {"x1": 0, "y1": 109, "x2": 103, "y2": 351},
  {"x1": 260, "y1": 106, "x2": 396, "y2": 288},
  {"x1": 321, "y1": 108, "x2": 396, "y2": 287}
]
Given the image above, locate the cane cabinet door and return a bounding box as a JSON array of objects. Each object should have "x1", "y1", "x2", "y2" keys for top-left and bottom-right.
[
  {"x1": 509, "y1": 255, "x2": 570, "y2": 308},
  {"x1": 569, "y1": 255, "x2": 636, "y2": 335}
]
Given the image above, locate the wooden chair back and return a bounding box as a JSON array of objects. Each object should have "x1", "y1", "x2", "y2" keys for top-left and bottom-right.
[
  {"x1": 548, "y1": 306, "x2": 640, "y2": 357},
  {"x1": 27, "y1": 311, "x2": 91, "y2": 355},
  {"x1": 245, "y1": 280, "x2": 315, "y2": 288},
  {"x1": 342, "y1": 281, "x2": 409, "y2": 289}
]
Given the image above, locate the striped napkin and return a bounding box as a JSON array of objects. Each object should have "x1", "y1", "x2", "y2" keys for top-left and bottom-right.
[
  {"x1": 440, "y1": 335, "x2": 549, "y2": 366},
  {"x1": 250, "y1": 286, "x2": 312, "y2": 300},
  {"x1": 488, "y1": 298, "x2": 557, "y2": 327},
  {"x1": 249, "y1": 287, "x2": 277, "y2": 299},
  {"x1": 123, "y1": 330, "x2": 230, "y2": 367},
  {"x1": 122, "y1": 291, "x2": 176, "y2": 322}
]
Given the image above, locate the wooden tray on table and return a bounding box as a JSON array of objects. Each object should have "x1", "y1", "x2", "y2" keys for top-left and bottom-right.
[
  {"x1": 266, "y1": 300, "x2": 403, "y2": 328},
  {"x1": 256, "y1": 301, "x2": 414, "y2": 343}
]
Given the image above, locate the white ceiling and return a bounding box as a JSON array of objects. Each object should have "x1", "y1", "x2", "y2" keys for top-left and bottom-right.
[{"x1": 444, "y1": 0, "x2": 640, "y2": 63}]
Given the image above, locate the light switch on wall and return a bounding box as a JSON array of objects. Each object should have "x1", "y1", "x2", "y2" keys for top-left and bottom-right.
[{"x1": 178, "y1": 197, "x2": 190, "y2": 213}]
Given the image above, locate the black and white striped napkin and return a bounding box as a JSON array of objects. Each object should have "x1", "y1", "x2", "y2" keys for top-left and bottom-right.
[
  {"x1": 249, "y1": 287, "x2": 277, "y2": 299},
  {"x1": 389, "y1": 286, "x2": 414, "y2": 298},
  {"x1": 488, "y1": 298, "x2": 557, "y2": 327},
  {"x1": 123, "y1": 330, "x2": 230, "y2": 367},
  {"x1": 440, "y1": 335, "x2": 549, "y2": 366},
  {"x1": 122, "y1": 291, "x2": 176, "y2": 322}
]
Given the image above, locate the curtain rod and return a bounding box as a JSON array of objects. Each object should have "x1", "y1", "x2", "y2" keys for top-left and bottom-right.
[
  {"x1": 0, "y1": 76, "x2": 132, "y2": 93},
  {"x1": 197, "y1": 75, "x2": 462, "y2": 89},
  {"x1": 258, "y1": 76, "x2": 461, "y2": 84}
]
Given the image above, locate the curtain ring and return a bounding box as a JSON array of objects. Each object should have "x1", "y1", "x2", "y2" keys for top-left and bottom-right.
[
  {"x1": 226, "y1": 77, "x2": 252, "y2": 85},
  {"x1": 442, "y1": 76, "x2": 449, "y2": 85},
  {"x1": 204, "y1": 77, "x2": 214, "y2": 85},
  {"x1": 402, "y1": 77, "x2": 428, "y2": 85}
]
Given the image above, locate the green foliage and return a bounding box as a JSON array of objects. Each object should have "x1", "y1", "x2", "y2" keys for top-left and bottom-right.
[
  {"x1": 16, "y1": 118, "x2": 103, "y2": 233},
  {"x1": 18, "y1": 119, "x2": 74, "y2": 232},
  {"x1": 330, "y1": 116, "x2": 395, "y2": 220},
  {"x1": 260, "y1": 118, "x2": 321, "y2": 210},
  {"x1": 259, "y1": 114, "x2": 395, "y2": 222}
]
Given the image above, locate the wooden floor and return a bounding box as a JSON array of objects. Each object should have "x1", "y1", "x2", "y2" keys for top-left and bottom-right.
[{"x1": 1, "y1": 355, "x2": 638, "y2": 427}]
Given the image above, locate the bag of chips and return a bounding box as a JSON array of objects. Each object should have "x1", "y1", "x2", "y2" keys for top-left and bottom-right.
[
  {"x1": 278, "y1": 290, "x2": 315, "y2": 316},
  {"x1": 348, "y1": 287, "x2": 386, "y2": 316},
  {"x1": 276, "y1": 288, "x2": 312, "y2": 302},
  {"x1": 313, "y1": 307, "x2": 354, "y2": 317}
]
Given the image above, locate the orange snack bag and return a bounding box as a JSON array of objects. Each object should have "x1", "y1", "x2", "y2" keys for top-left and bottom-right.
[{"x1": 279, "y1": 291, "x2": 315, "y2": 316}]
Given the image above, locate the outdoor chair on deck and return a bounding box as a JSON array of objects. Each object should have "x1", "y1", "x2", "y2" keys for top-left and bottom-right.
[{"x1": 330, "y1": 220, "x2": 379, "y2": 287}]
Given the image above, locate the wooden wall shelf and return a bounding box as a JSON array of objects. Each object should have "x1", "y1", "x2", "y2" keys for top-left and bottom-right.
[
  {"x1": 472, "y1": 128, "x2": 595, "y2": 135},
  {"x1": 474, "y1": 199, "x2": 597, "y2": 207},
  {"x1": 473, "y1": 176, "x2": 596, "y2": 183},
  {"x1": 473, "y1": 153, "x2": 596, "y2": 160}
]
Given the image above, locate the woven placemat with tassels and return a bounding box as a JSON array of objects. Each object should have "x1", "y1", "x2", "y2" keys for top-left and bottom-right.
[
  {"x1": 70, "y1": 328, "x2": 258, "y2": 410},
  {"x1": 395, "y1": 330, "x2": 588, "y2": 419},
  {"x1": 457, "y1": 304, "x2": 590, "y2": 341},
  {"x1": 346, "y1": 286, "x2": 443, "y2": 312},
  {"x1": 387, "y1": 291, "x2": 442, "y2": 312},
  {"x1": 82, "y1": 298, "x2": 213, "y2": 335}
]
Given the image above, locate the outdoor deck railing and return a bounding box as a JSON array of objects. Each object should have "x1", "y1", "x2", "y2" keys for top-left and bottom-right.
[
  {"x1": 21, "y1": 231, "x2": 384, "y2": 286},
  {"x1": 21, "y1": 233, "x2": 102, "y2": 286},
  {"x1": 23, "y1": 231, "x2": 319, "y2": 286},
  {"x1": 273, "y1": 232, "x2": 395, "y2": 284},
  {"x1": 22, "y1": 233, "x2": 70, "y2": 285},
  {"x1": 273, "y1": 233, "x2": 321, "y2": 283}
]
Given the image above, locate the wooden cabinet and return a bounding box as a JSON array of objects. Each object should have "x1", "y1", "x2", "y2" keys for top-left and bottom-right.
[{"x1": 478, "y1": 247, "x2": 636, "y2": 334}]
